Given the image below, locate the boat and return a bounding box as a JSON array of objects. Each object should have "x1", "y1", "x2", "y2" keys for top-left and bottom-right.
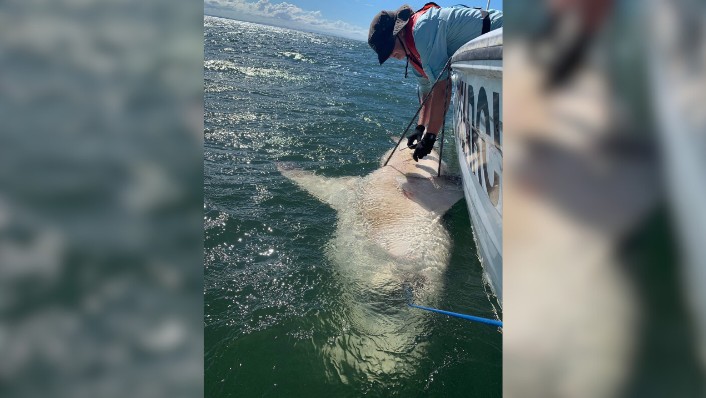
[{"x1": 449, "y1": 27, "x2": 503, "y2": 304}]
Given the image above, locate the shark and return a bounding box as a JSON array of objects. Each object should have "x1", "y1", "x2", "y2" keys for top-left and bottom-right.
[
  {"x1": 277, "y1": 140, "x2": 464, "y2": 383},
  {"x1": 278, "y1": 141, "x2": 463, "y2": 296}
]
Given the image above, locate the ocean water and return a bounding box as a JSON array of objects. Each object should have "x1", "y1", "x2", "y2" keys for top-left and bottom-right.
[{"x1": 204, "y1": 15, "x2": 501, "y2": 397}]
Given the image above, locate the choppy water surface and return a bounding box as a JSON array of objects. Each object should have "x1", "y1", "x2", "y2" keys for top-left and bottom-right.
[{"x1": 204, "y1": 15, "x2": 501, "y2": 397}]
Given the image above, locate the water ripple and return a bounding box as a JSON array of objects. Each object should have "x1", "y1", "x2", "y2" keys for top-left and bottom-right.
[{"x1": 204, "y1": 15, "x2": 501, "y2": 397}]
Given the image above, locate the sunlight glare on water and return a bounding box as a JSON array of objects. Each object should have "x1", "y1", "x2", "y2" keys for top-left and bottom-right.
[{"x1": 204, "y1": 15, "x2": 501, "y2": 397}]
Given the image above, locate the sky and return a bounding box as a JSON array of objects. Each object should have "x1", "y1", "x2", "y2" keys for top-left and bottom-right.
[{"x1": 204, "y1": 0, "x2": 503, "y2": 41}]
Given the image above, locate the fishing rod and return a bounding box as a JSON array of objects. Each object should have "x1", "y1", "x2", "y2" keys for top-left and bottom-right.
[
  {"x1": 405, "y1": 286, "x2": 502, "y2": 327},
  {"x1": 409, "y1": 303, "x2": 503, "y2": 327},
  {"x1": 436, "y1": 78, "x2": 451, "y2": 177}
]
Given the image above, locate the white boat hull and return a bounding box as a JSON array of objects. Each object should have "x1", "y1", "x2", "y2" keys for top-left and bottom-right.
[{"x1": 450, "y1": 28, "x2": 503, "y2": 304}]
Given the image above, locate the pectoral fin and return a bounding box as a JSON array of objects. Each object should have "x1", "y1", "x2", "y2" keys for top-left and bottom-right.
[{"x1": 277, "y1": 163, "x2": 357, "y2": 211}]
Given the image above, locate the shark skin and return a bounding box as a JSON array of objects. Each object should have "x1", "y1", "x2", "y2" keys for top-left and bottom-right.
[
  {"x1": 277, "y1": 141, "x2": 464, "y2": 383},
  {"x1": 277, "y1": 141, "x2": 463, "y2": 285}
]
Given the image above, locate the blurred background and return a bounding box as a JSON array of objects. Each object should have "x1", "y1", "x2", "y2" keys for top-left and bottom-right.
[
  {"x1": 1, "y1": 0, "x2": 705, "y2": 397},
  {"x1": 504, "y1": 0, "x2": 705, "y2": 396},
  {"x1": 0, "y1": 0, "x2": 203, "y2": 397}
]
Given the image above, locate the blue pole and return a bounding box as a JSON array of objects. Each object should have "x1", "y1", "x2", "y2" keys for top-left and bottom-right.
[{"x1": 409, "y1": 303, "x2": 503, "y2": 327}]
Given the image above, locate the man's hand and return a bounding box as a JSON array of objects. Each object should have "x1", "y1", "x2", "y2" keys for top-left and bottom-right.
[
  {"x1": 407, "y1": 125, "x2": 425, "y2": 149},
  {"x1": 412, "y1": 133, "x2": 436, "y2": 162}
]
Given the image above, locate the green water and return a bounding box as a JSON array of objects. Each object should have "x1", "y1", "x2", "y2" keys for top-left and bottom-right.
[{"x1": 204, "y1": 16, "x2": 501, "y2": 397}]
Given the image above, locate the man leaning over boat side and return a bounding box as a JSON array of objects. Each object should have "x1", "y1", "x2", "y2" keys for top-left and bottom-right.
[{"x1": 367, "y1": 3, "x2": 503, "y2": 162}]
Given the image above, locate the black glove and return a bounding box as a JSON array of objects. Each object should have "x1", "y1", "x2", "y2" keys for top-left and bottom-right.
[
  {"x1": 407, "y1": 125, "x2": 425, "y2": 149},
  {"x1": 413, "y1": 133, "x2": 436, "y2": 162}
]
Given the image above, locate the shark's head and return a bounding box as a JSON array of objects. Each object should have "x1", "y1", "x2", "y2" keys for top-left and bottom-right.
[{"x1": 380, "y1": 140, "x2": 452, "y2": 180}]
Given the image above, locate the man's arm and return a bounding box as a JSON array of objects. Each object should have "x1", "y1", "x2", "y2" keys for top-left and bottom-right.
[
  {"x1": 416, "y1": 76, "x2": 432, "y2": 128},
  {"x1": 411, "y1": 78, "x2": 451, "y2": 162},
  {"x1": 419, "y1": 96, "x2": 432, "y2": 128},
  {"x1": 423, "y1": 78, "x2": 451, "y2": 135}
]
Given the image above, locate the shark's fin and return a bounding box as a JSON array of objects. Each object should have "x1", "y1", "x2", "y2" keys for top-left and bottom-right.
[{"x1": 277, "y1": 163, "x2": 356, "y2": 210}]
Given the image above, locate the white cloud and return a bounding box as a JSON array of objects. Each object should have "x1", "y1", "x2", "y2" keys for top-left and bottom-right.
[{"x1": 204, "y1": 0, "x2": 367, "y2": 40}]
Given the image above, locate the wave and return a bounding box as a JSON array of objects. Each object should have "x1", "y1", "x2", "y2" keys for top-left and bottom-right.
[
  {"x1": 204, "y1": 60, "x2": 304, "y2": 81},
  {"x1": 204, "y1": 82, "x2": 234, "y2": 93},
  {"x1": 281, "y1": 51, "x2": 312, "y2": 63}
]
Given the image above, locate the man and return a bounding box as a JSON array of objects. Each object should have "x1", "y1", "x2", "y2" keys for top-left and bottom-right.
[{"x1": 368, "y1": 3, "x2": 503, "y2": 161}]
